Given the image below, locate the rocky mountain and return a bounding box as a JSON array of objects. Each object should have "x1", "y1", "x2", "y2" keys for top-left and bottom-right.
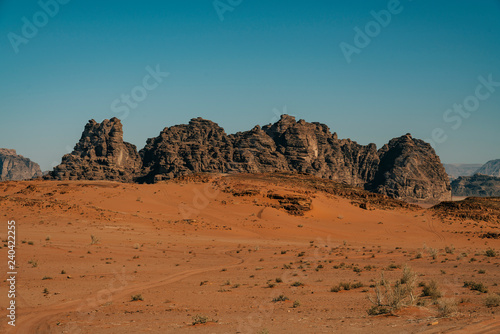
[
  {"x1": 0, "y1": 149, "x2": 42, "y2": 181},
  {"x1": 475, "y1": 159, "x2": 500, "y2": 177},
  {"x1": 451, "y1": 174, "x2": 500, "y2": 197},
  {"x1": 47, "y1": 118, "x2": 142, "y2": 182},
  {"x1": 48, "y1": 115, "x2": 451, "y2": 202},
  {"x1": 443, "y1": 163, "x2": 482, "y2": 180},
  {"x1": 366, "y1": 134, "x2": 451, "y2": 202}
]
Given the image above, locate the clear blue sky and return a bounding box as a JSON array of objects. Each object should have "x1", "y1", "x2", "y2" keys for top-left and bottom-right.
[{"x1": 1, "y1": 0, "x2": 499, "y2": 170}]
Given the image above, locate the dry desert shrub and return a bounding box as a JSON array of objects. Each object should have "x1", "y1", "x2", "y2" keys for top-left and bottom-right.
[
  {"x1": 484, "y1": 294, "x2": 500, "y2": 307},
  {"x1": 130, "y1": 294, "x2": 143, "y2": 301},
  {"x1": 421, "y1": 280, "x2": 442, "y2": 300},
  {"x1": 192, "y1": 314, "x2": 210, "y2": 325},
  {"x1": 367, "y1": 265, "x2": 417, "y2": 315},
  {"x1": 437, "y1": 298, "x2": 458, "y2": 317}
]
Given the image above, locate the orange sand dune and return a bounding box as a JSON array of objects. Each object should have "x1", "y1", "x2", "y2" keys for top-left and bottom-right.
[{"x1": 0, "y1": 174, "x2": 498, "y2": 333}]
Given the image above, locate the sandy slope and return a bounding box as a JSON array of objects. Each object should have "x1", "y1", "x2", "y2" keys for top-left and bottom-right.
[{"x1": 0, "y1": 174, "x2": 498, "y2": 333}]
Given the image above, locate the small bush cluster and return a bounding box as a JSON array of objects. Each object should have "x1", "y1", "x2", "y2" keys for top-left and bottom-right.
[
  {"x1": 330, "y1": 281, "x2": 363, "y2": 292},
  {"x1": 272, "y1": 294, "x2": 289, "y2": 302},
  {"x1": 463, "y1": 281, "x2": 488, "y2": 293}
]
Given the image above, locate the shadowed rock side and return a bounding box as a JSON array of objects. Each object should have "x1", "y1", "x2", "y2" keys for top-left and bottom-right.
[
  {"x1": 47, "y1": 118, "x2": 142, "y2": 182},
  {"x1": 48, "y1": 115, "x2": 451, "y2": 201},
  {"x1": 0, "y1": 148, "x2": 42, "y2": 181},
  {"x1": 451, "y1": 174, "x2": 500, "y2": 197},
  {"x1": 366, "y1": 134, "x2": 451, "y2": 201}
]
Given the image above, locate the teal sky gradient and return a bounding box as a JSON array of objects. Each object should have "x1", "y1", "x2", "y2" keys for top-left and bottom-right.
[{"x1": 1, "y1": 0, "x2": 499, "y2": 170}]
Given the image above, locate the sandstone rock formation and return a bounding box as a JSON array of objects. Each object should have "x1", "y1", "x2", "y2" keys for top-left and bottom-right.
[
  {"x1": 366, "y1": 134, "x2": 451, "y2": 201},
  {"x1": 140, "y1": 115, "x2": 449, "y2": 201},
  {"x1": 47, "y1": 118, "x2": 141, "y2": 182},
  {"x1": 139, "y1": 117, "x2": 234, "y2": 183},
  {"x1": 451, "y1": 174, "x2": 500, "y2": 197},
  {"x1": 48, "y1": 115, "x2": 451, "y2": 201},
  {"x1": 476, "y1": 159, "x2": 500, "y2": 177},
  {"x1": 0, "y1": 149, "x2": 42, "y2": 181}
]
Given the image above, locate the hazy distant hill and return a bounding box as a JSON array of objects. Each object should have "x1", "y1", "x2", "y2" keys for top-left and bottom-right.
[
  {"x1": 444, "y1": 163, "x2": 482, "y2": 180},
  {"x1": 476, "y1": 159, "x2": 500, "y2": 177}
]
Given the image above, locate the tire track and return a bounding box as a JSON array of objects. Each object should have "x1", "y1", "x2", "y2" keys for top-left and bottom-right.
[{"x1": 10, "y1": 250, "x2": 244, "y2": 334}]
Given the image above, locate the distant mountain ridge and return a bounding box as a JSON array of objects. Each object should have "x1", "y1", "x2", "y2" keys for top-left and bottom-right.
[
  {"x1": 47, "y1": 116, "x2": 451, "y2": 202},
  {"x1": 444, "y1": 163, "x2": 482, "y2": 180},
  {"x1": 0, "y1": 148, "x2": 42, "y2": 181},
  {"x1": 476, "y1": 159, "x2": 500, "y2": 177}
]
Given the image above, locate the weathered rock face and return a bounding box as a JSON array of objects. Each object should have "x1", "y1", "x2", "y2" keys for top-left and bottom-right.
[
  {"x1": 451, "y1": 174, "x2": 500, "y2": 197},
  {"x1": 47, "y1": 118, "x2": 142, "y2": 182},
  {"x1": 476, "y1": 159, "x2": 500, "y2": 177},
  {"x1": 140, "y1": 115, "x2": 449, "y2": 201},
  {"x1": 139, "y1": 118, "x2": 234, "y2": 183},
  {"x1": 48, "y1": 115, "x2": 451, "y2": 201},
  {"x1": 139, "y1": 115, "x2": 380, "y2": 186},
  {"x1": 0, "y1": 149, "x2": 42, "y2": 181},
  {"x1": 260, "y1": 115, "x2": 380, "y2": 187},
  {"x1": 366, "y1": 134, "x2": 451, "y2": 201}
]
